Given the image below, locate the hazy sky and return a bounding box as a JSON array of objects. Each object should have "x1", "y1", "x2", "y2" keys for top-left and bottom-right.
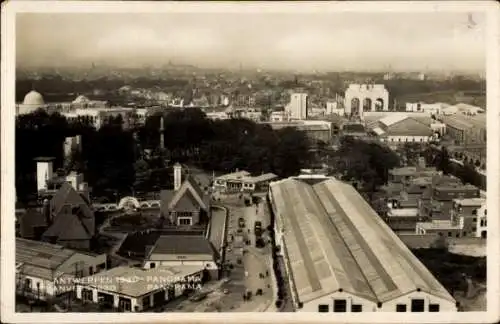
[{"x1": 16, "y1": 12, "x2": 486, "y2": 72}]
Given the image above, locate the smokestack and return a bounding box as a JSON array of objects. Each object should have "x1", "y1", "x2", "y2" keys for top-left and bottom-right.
[
  {"x1": 174, "y1": 163, "x2": 182, "y2": 191},
  {"x1": 42, "y1": 198, "x2": 51, "y2": 226},
  {"x1": 35, "y1": 157, "x2": 55, "y2": 192},
  {"x1": 159, "y1": 116, "x2": 165, "y2": 150}
]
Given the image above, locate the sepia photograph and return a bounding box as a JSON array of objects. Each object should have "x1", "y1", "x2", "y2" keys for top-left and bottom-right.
[{"x1": 1, "y1": 1, "x2": 499, "y2": 323}]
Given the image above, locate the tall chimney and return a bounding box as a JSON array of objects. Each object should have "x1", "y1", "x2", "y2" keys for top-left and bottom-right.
[
  {"x1": 42, "y1": 198, "x2": 51, "y2": 226},
  {"x1": 174, "y1": 163, "x2": 182, "y2": 191},
  {"x1": 35, "y1": 157, "x2": 55, "y2": 192},
  {"x1": 159, "y1": 116, "x2": 165, "y2": 150}
]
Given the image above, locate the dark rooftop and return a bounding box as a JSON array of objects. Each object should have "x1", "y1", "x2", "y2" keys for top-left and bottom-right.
[
  {"x1": 34, "y1": 157, "x2": 56, "y2": 162},
  {"x1": 150, "y1": 235, "x2": 215, "y2": 256}
]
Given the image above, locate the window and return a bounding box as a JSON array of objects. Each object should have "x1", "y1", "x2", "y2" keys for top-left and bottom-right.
[
  {"x1": 351, "y1": 304, "x2": 362, "y2": 312},
  {"x1": 178, "y1": 217, "x2": 192, "y2": 226},
  {"x1": 429, "y1": 304, "x2": 440, "y2": 312},
  {"x1": 472, "y1": 218, "x2": 477, "y2": 222},
  {"x1": 82, "y1": 288, "x2": 93, "y2": 301},
  {"x1": 333, "y1": 299, "x2": 347, "y2": 312},
  {"x1": 25, "y1": 278, "x2": 32, "y2": 289},
  {"x1": 396, "y1": 304, "x2": 407, "y2": 312},
  {"x1": 448, "y1": 232, "x2": 452, "y2": 237},
  {"x1": 150, "y1": 262, "x2": 156, "y2": 269},
  {"x1": 411, "y1": 299, "x2": 425, "y2": 312},
  {"x1": 318, "y1": 304, "x2": 329, "y2": 312},
  {"x1": 89, "y1": 267, "x2": 94, "y2": 275}
]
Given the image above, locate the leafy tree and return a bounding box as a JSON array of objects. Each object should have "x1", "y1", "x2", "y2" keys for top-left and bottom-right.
[{"x1": 436, "y1": 146, "x2": 451, "y2": 174}]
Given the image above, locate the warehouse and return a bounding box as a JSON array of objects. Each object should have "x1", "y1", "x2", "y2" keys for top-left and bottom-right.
[
  {"x1": 269, "y1": 176, "x2": 457, "y2": 312},
  {"x1": 16, "y1": 238, "x2": 107, "y2": 301},
  {"x1": 75, "y1": 265, "x2": 204, "y2": 312}
]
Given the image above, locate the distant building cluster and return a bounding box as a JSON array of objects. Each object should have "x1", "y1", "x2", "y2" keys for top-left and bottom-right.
[
  {"x1": 383, "y1": 163, "x2": 486, "y2": 240},
  {"x1": 17, "y1": 90, "x2": 149, "y2": 130}
]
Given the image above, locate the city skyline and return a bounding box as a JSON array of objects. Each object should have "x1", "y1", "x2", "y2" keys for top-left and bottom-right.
[{"x1": 17, "y1": 12, "x2": 485, "y2": 73}]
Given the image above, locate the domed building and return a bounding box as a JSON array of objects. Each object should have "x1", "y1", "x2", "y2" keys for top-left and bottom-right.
[
  {"x1": 23, "y1": 90, "x2": 45, "y2": 106},
  {"x1": 72, "y1": 95, "x2": 90, "y2": 104},
  {"x1": 16, "y1": 90, "x2": 48, "y2": 115}
]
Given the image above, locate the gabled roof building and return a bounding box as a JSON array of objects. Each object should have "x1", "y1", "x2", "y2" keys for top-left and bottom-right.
[
  {"x1": 269, "y1": 175, "x2": 457, "y2": 312},
  {"x1": 160, "y1": 164, "x2": 210, "y2": 227},
  {"x1": 42, "y1": 181, "x2": 96, "y2": 250}
]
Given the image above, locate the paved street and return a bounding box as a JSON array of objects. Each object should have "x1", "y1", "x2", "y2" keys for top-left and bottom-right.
[{"x1": 157, "y1": 196, "x2": 275, "y2": 312}]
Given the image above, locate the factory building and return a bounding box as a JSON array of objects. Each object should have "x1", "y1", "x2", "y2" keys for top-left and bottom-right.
[{"x1": 268, "y1": 175, "x2": 457, "y2": 312}]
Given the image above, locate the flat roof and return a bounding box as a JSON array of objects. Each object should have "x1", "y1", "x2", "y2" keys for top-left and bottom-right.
[
  {"x1": 215, "y1": 170, "x2": 251, "y2": 181},
  {"x1": 387, "y1": 208, "x2": 419, "y2": 217},
  {"x1": 148, "y1": 235, "x2": 215, "y2": 259},
  {"x1": 80, "y1": 265, "x2": 203, "y2": 298},
  {"x1": 452, "y1": 198, "x2": 485, "y2": 207},
  {"x1": 245, "y1": 173, "x2": 278, "y2": 184},
  {"x1": 16, "y1": 238, "x2": 75, "y2": 271},
  {"x1": 270, "y1": 177, "x2": 455, "y2": 305},
  {"x1": 416, "y1": 220, "x2": 461, "y2": 231},
  {"x1": 16, "y1": 238, "x2": 103, "y2": 280}
]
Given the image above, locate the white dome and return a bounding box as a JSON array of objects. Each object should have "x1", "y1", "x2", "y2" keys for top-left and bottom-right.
[
  {"x1": 72, "y1": 95, "x2": 90, "y2": 104},
  {"x1": 23, "y1": 90, "x2": 45, "y2": 106}
]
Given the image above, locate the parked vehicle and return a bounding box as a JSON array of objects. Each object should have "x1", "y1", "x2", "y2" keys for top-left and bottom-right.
[{"x1": 254, "y1": 221, "x2": 263, "y2": 235}]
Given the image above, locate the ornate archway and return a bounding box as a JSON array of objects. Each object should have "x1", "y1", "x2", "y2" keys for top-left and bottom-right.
[
  {"x1": 363, "y1": 98, "x2": 372, "y2": 111},
  {"x1": 374, "y1": 98, "x2": 384, "y2": 111},
  {"x1": 118, "y1": 196, "x2": 141, "y2": 210},
  {"x1": 351, "y1": 98, "x2": 361, "y2": 116}
]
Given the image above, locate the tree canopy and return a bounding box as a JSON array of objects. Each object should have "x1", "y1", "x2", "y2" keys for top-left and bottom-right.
[
  {"x1": 16, "y1": 108, "x2": 313, "y2": 203},
  {"x1": 329, "y1": 136, "x2": 401, "y2": 200}
]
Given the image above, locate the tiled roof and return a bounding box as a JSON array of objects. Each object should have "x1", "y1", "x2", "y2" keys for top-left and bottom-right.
[
  {"x1": 44, "y1": 182, "x2": 95, "y2": 242},
  {"x1": 19, "y1": 209, "x2": 47, "y2": 238},
  {"x1": 148, "y1": 235, "x2": 215, "y2": 257},
  {"x1": 379, "y1": 115, "x2": 408, "y2": 128},
  {"x1": 270, "y1": 177, "x2": 455, "y2": 305},
  {"x1": 384, "y1": 118, "x2": 434, "y2": 137},
  {"x1": 167, "y1": 177, "x2": 209, "y2": 212},
  {"x1": 81, "y1": 265, "x2": 204, "y2": 298}
]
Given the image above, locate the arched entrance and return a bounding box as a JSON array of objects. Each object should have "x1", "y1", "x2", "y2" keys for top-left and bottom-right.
[
  {"x1": 362, "y1": 98, "x2": 372, "y2": 112},
  {"x1": 375, "y1": 98, "x2": 384, "y2": 111},
  {"x1": 351, "y1": 98, "x2": 360, "y2": 116}
]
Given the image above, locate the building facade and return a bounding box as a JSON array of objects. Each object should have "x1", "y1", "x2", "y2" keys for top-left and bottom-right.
[
  {"x1": 285, "y1": 92, "x2": 309, "y2": 120},
  {"x1": 269, "y1": 175, "x2": 457, "y2": 312}
]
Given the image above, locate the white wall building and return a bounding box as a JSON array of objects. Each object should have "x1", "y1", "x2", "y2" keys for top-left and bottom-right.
[
  {"x1": 344, "y1": 84, "x2": 389, "y2": 120},
  {"x1": 270, "y1": 111, "x2": 290, "y2": 122},
  {"x1": 213, "y1": 170, "x2": 278, "y2": 193},
  {"x1": 285, "y1": 92, "x2": 309, "y2": 120},
  {"x1": 269, "y1": 176, "x2": 457, "y2": 312},
  {"x1": 406, "y1": 102, "x2": 447, "y2": 115},
  {"x1": 35, "y1": 157, "x2": 55, "y2": 192},
  {"x1": 75, "y1": 265, "x2": 203, "y2": 312},
  {"x1": 476, "y1": 204, "x2": 487, "y2": 238},
  {"x1": 16, "y1": 90, "x2": 48, "y2": 115},
  {"x1": 142, "y1": 236, "x2": 218, "y2": 278}
]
